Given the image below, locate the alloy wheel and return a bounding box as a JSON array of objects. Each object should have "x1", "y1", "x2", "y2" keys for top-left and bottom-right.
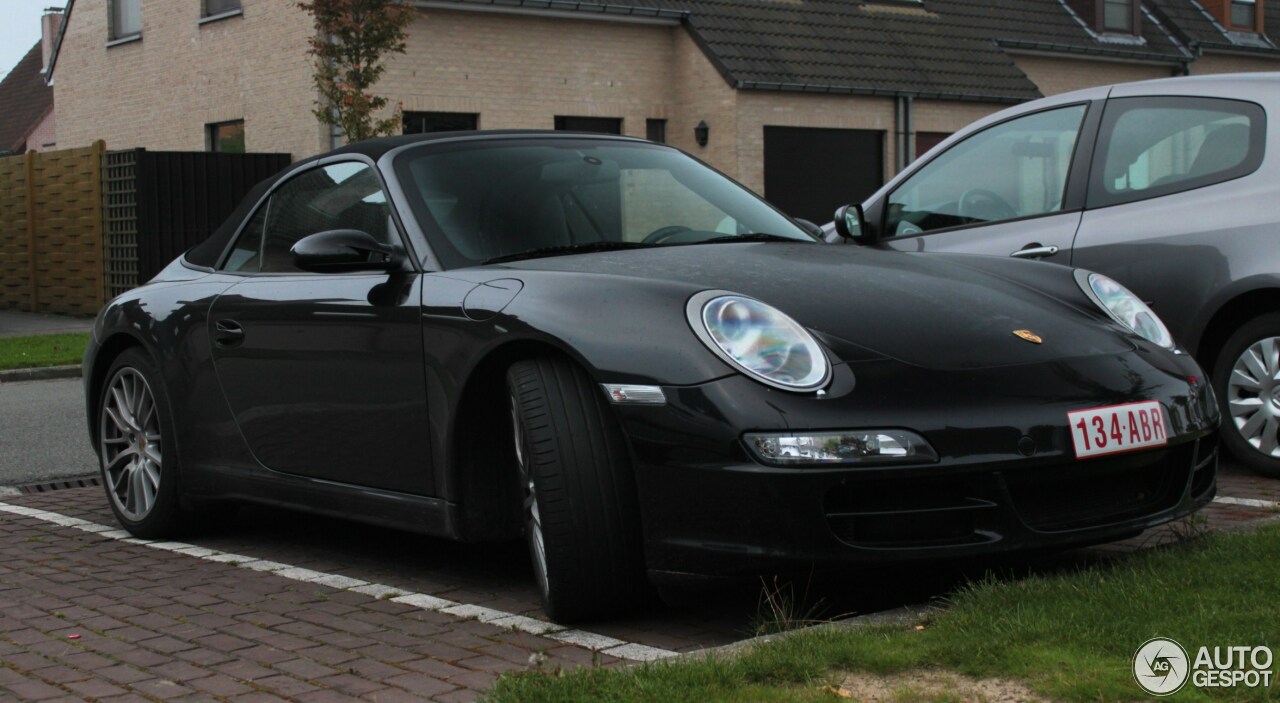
[
  {"x1": 1226, "y1": 336, "x2": 1280, "y2": 457},
  {"x1": 100, "y1": 368, "x2": 163, "y2": 521},
  {"x1": 511, "y1": 393, "x2": 550, "y2": 595}
]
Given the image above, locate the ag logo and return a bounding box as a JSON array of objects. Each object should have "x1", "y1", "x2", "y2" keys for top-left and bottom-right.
[{"x1": 1134, "y1": 637, "x2": 1190, "y2": 696}]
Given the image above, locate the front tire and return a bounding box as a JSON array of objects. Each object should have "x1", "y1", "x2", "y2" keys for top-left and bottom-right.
[
  {"x1": 1212, "y1": 313, "x2": 1280, "y2": 478},
  {"x1": 97, "y1": 348, "x2": 195, "y2": 536},
  {"x1": 506, "y1": 358, "x2": 648, "y2": 622}
]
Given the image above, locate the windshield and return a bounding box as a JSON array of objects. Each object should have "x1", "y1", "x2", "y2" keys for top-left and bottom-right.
[{"x1": 393, "y1": 138, "x2": 815, "y2": 268}]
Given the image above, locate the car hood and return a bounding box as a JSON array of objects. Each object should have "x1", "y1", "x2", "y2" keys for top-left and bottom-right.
[{"x1": 496, "y1": 242, "x2": 1133, "y2": 371}]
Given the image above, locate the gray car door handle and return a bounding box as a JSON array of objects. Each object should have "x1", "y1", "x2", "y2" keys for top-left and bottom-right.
[{"x1": 1010, "y1": 245, "x2": 1060, "y2": 259}]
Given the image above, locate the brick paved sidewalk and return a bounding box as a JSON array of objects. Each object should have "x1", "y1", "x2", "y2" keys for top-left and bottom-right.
[
  {"x1": 0, "y1": 507, "x2": 620, "y2": 703},
  {"x1": 1, "y1": 463, "x2": 1276, "y2": 702}
]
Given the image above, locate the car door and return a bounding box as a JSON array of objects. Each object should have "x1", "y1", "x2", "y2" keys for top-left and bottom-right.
[
  {"x1": 1070, "y1": 93, "x2": 1268, "y2": 348},
  {"x1": 873, "y1": 101, "x2": 1099, "y2": 264},
  {"x1": 208, "y1": 160, "x2": 433, "y2": 495}
]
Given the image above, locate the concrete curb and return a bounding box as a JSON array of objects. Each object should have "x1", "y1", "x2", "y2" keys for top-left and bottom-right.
[
  {"x1": 677, "y1": 603, "x2": 933, "y2": 662},
  {"x1": 0, "y1": 365, "x2": 82, "y2": 383}
]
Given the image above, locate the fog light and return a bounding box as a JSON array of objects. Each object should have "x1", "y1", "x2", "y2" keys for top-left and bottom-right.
[{"x1": 743, "y1": 430, "x2": 937, "y2": 466}]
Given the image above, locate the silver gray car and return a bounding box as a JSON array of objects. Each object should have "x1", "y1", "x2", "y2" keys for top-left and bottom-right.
[{"x1": 829, "y1": 72, "x2": 1280, "y2": 478}]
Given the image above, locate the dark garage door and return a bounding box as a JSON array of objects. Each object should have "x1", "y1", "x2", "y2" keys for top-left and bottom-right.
[{"x1": 764, "y1": 126, "x2": 884, "y2": 223}]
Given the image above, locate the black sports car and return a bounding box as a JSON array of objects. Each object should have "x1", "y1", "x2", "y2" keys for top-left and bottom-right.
[{"x1": 84, "y1": 132, "x2": 1219, "y2": 622}]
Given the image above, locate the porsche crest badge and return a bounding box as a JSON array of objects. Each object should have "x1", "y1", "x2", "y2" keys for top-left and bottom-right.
[{"x1": 1013, "y1": 329, "x2": 1043, "y2": 344}]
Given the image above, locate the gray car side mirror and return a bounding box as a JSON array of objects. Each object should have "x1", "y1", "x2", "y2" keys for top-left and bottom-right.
[{"x1": 833, "y1": 204, "x2": 866, "y2": 242}]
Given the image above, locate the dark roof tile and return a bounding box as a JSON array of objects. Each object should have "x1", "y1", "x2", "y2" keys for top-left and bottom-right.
[{"x1": 0, "y1": 43, "x2": 53, "y2": 154}]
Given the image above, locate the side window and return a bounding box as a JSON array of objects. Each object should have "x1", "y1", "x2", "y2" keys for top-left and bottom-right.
[
  {"x1": 221, "y1": 205, "x2": 268, "y2": 272},
  {"x1": 1090, "y1": 97, "x2": 1265, "y2": 208},
  {"x1": 885, "y1": 105, "x2": 1087, "y2": 236},
  {"x1": 260, "y1": 162, "x2": 394, "y2": 273}
]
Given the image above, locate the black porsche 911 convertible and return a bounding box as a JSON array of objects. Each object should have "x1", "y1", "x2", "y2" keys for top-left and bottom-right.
[{"x1": 84, "y1": 131, "x2": 1218, "y2": 622}]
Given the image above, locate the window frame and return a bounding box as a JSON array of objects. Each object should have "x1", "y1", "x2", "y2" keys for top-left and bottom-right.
[
  {"x1": 107, "y1": 0, "x2": 142, "y2": 43},
  {"x1": 553, "y1": 116, "x2": 623, "y2": 135},
  {"x1": 1229, "y1": 0, "x2": 1259, "y2": 31},
  {"x1": 646, "y1": 119, "x2": 667, "y2": 144},
  {"x1": 208, "y1": 120, "x2": 246, "y2": 154},
  {"x1": 402, "y1": 111, "x2": 480, "y2": 134},
  {"x1": 879, "y1": 100, "x2": 1101, "y2": 239},
  {"x1": 1100, "y1": 0, "x2": 1139, "y2": 33},
  {"x1": 200, "y1": 0, "x2": 243, "y2": 24},
  {"x1": 215, "y1": 157, "x2": 417, "y2": 276},
  {"x1": 1086, "y1": 95, "x2": 1267, "y2": 210}
]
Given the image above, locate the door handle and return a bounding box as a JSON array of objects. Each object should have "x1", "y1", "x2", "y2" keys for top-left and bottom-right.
[
  {"x1": 214, "y1": 320, "x2": 245, "y2": 348},
  {"x1": 1010, "y1": 245, "x2": 1060, "y2": 259}
]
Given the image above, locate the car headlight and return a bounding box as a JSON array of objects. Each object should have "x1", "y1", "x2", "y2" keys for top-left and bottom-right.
[
  {"x1": 1075, "y1": 270, "x2": 1175, "y2": 350},
  {"x1": 686, "y1": 290, "x2": 830, "y2": 391}
]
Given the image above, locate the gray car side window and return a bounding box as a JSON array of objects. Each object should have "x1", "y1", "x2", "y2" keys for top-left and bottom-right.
[
  {"x1": 884, "y1": 105, "x2": 1087, "y2": 237},
  {"x1": 1089, "y1": 96, "x2": 1266, "y2": 209}
]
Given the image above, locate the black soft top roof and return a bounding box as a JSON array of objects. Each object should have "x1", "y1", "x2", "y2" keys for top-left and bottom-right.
[{"x1": 184, "y1": 130, "x2": 646, "y2": 269}]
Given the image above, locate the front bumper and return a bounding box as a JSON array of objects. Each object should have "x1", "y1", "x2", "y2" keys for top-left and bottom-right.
[{"x1": 615, "y1": 349, "x2": 1219, "y2": 579}]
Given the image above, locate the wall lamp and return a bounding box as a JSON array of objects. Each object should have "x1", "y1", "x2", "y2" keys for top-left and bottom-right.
[{"x1": 694, "y1": 120, "x2": 709, "y2": 147}]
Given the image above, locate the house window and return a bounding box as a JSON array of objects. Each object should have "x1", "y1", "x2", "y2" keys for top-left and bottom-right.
[
  {"x1": 403, "y1": 112, "x2": 478, "y2": 134},
  {"x1": 108, "y1": 0, "x2": 141, "y2": 40},
  {"x1": 209, "y1": 121, "x2": 245, "y2": 153},
  {"x1": 646, "y1": 119, "x2": 667, "y2": 143},
  {"x1": 1103, "y1": 0, "x2": 1134, "y2": 32},
  {"x1": 554, "y1": 116, "x2": 622, "y2": 134},
  {"x1": 204, "y1": 0, "x2": 242, "y2": 18},
  {"x1": 1231, "y1": 0, "x2": 1257, "y2": 29}
]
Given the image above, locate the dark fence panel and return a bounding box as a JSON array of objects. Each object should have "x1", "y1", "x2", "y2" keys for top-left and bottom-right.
[{"x1": 134, "y1": 150, "x2": 291, "y2": 282}]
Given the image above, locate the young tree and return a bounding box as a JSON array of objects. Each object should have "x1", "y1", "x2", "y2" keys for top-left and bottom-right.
[{"x1": 298, "y1": 0, "x2": 415, "y2": 144}]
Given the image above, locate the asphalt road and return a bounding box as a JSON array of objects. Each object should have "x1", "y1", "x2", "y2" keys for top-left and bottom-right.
[{"x1": 0, "y1": 378, "x2": 97, "y2": 486}]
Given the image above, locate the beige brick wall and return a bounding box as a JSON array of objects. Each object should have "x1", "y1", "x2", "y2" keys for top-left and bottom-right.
[
  {"x1": 55, "y1": 0, "x2": 319, "y2": 159},
  {"x1": 384, "y1": 9, "x2": 676, "y2": 139},
  {"x1": 1011, "y1": 54, "x2": 1177, "y2": 96},
  {"x1": 25, "y1": 110, "x2": 56, "y2": 152},
  {"x1": 381, "y1": 12, "x2": 749, "y2": 180},
  {"x1": 1191, "y1": 53, "x2": 1280, "y2": 74}
]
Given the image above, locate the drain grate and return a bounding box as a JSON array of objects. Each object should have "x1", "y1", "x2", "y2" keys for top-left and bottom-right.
[{"x1": 17, "y1": 476, "x2": 101, "y2": 495}]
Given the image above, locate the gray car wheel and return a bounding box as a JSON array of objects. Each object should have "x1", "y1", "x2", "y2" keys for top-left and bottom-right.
[
  {"x1": 1213, "y1": 314, "x2": 1280, "y2": 478},
  {"x1": 97, "y1": 348, "x2": 198, "y2": 536}
]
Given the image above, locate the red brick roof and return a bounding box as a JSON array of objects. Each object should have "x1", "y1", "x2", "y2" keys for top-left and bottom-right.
[{"x1": 0, "y1": 42, "x2": 53, "y2": 154}]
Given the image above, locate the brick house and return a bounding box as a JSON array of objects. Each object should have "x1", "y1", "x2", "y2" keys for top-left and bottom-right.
[
  {"x1": 43, "y1": 0, "x2": 1280, "y2": 221},
  {"x1": 0, "y1": 9, "x2": 64, "y2": 155}
]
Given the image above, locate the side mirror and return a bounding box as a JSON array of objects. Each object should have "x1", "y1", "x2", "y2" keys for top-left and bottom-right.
[
  {"x1": 832, "y1": 204, "x2": 866, "y2": 242},
  {"x1": 292, "y1": 229, "x2": 405, "y2": 273}
]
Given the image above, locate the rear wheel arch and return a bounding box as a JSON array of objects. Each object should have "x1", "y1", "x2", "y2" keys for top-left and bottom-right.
[{"x1": 87, "y1": 333, "x2": 150, "y2": 448}]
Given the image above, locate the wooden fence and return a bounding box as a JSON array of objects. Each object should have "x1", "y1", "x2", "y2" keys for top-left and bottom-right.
[
  {"x1": 0, "y1": 145, "x2": 289, "y2": 315},
  {"x1": 0, "y1": 142, "x2": 106, "y2": 316}
]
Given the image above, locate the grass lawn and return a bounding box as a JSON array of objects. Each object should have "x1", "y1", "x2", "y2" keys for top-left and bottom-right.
[
  {"x1": 0, "y1": 333, "x2": 90, "y2": 371},
  {"x1": 485, "y1": 524, "x2": 1280, "y2": 702}
]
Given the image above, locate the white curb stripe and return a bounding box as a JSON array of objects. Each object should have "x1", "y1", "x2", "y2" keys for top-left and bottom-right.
[
  {"x1": 0, "y1": 502, "x2": 677, "y2": 662},
  {"x1": 1214, "y1": 496, "x2": 1280, "y2": 509}
]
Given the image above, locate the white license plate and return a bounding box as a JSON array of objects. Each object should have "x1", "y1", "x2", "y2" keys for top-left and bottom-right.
[{"x1": 1067, "y1": 400, "x2": 1168, "y2": 459}]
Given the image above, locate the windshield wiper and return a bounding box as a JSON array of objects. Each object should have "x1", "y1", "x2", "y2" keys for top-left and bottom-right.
[
  {"x1": 693, "y1": 233, "x2": 811, "y2": 245},
  {"x1": 483, "y1": 241, "x2": 650, "y2": 265}
]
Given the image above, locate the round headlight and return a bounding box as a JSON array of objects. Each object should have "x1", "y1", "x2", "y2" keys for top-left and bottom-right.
[
  {"x1": 1075, "y1": 270, "x2": 1175, "y2": 350},
  {"x1": 687, "y1": 291, "x2": 830, "y2": 391}
]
